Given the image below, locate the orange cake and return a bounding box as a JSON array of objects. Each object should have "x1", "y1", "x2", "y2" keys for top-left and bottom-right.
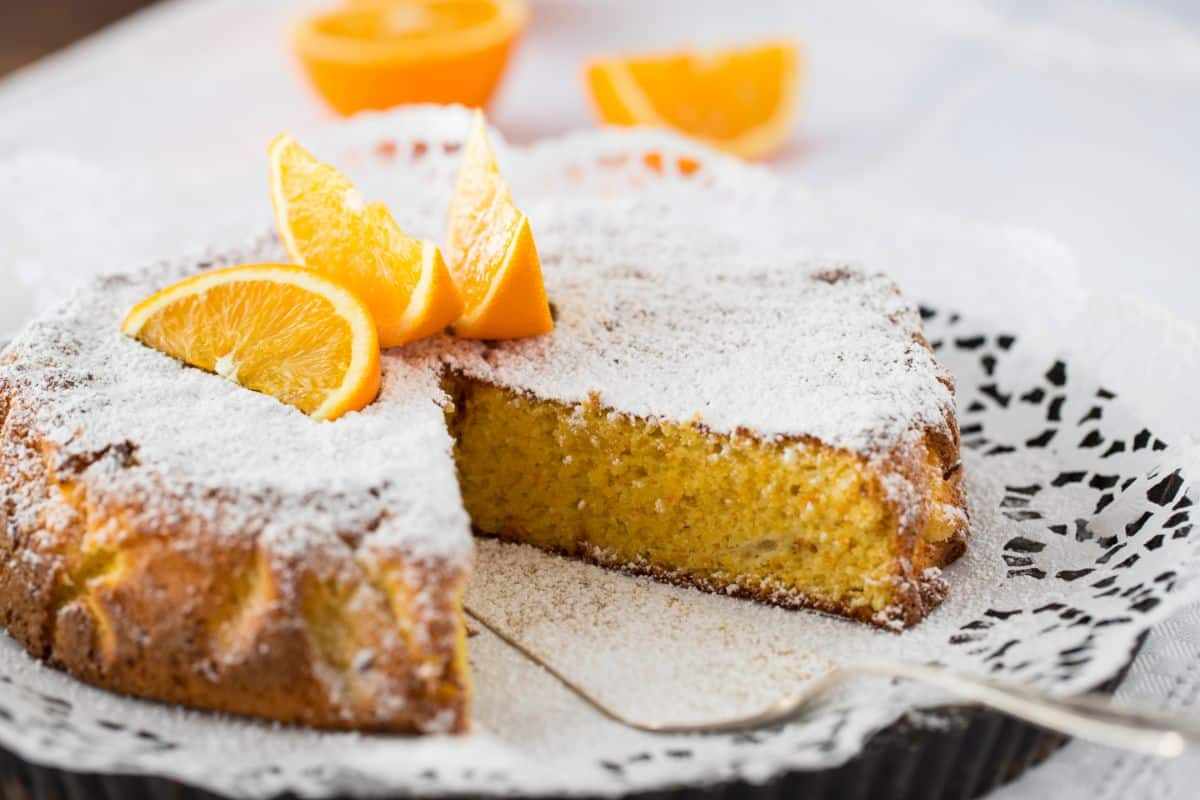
[{"x1": 0, "y1": 218, "x2": 966, "y2": 732}]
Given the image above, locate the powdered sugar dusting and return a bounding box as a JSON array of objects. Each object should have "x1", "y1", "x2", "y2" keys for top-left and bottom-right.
[
  {"x1": 2, "y1": 202, "x2": 953, "y2": 568},
  {"x1": 1, "y1": 236, "x2": 471, "y2": 562},
  {"x1": 468, "y1": 538, "x2": 834, "y2": 728},
  {"x1": 447, "y1": 231, "x2": 954, "y2": 453}
]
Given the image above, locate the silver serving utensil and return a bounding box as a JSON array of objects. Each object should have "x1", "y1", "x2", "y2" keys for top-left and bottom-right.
[{"x1": 467, "y1": 605, "x2": 1200, "y2": 757}]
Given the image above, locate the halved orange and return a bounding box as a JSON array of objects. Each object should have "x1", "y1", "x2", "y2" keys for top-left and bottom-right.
[
  {"x1": 269, "y1": 133, "x2": 462, "y2": 348},
  {"x1": 445, "y1": 111, "x2": 553, "y2": 340},
  {"x1": 121, "y1": 264, "x2": 381, "y2": 421},
  {"x1": 585, "y1": 41, "x2": 801, "y2": 161},
  {"x1": 292, "y1": 0, "x2": 529, "y2": 115}
]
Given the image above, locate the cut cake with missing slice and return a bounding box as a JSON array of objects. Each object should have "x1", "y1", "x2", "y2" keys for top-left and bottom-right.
[{"x1": 0, "y1": 226, "x2": 966, "y2": 734}]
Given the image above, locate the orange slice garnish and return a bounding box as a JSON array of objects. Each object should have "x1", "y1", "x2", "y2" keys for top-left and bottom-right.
[
  {"x1": 120, "y1": 264, "x2": 380, "y2": 421},
  {"x1": 445, "y1": 111, "x2": 553, "y2": 340},
  {"x1": 585, "y1": 41, "x2": 801, "y2": 161},
  {"x1": 269, "y1": 133, "x2": 462, "y2": 348},
  {"x1": 292, "y1": 0, "x2": 529, "y2": 115}
]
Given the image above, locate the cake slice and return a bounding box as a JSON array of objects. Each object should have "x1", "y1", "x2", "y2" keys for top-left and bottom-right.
[{"x1": 442, "y1": 264, "x2": 966, "y2": 629}]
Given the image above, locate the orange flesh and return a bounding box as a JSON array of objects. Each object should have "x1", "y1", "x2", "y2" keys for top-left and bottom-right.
[
  {"x1": 319, "y1": 2, "x2": 499, "y2": 45},
  {"x1": 292, "y1": 0, "x2": 528, "y2": 114},
  {"x1": 445, "y1": 113, "x2": 553, "y2": 339},
  {"x1": 270, "y1": 135, "x2": 462, "y2": 348},
  {"x1": 586, "y1": 41, "x2": 800, "y2": 160},
  {"x1": 138, "y1": 282, "x2": 353, "y2": 414},
  {"x1": 121, "y1": 265, "x2": 380, "y2": 421}
]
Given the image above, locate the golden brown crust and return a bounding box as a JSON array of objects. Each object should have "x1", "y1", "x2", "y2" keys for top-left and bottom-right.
[
  {"x1": 884, "y1": 423, "x2": 969, "y2": 628},
  {"x1": 0, "y1": 378, "x2": 469, "y2": 734}
]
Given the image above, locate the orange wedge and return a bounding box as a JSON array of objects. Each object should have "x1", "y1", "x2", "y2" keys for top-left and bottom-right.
[
  {"x1": 292, "y1": 0, "x2": 529, "y2": 115},
  {"x1": 585, "y1": 41, "x2": 801, "y2": 161},
  {"x1": 120, "y1": 264, "x2": 380, "y2": 421},
  {"x1": 269, "y1": 133, "x2": 462, "y2": 348},
  {"x1": 445, "y1": 111, "x2": 553, "y2": 340}
]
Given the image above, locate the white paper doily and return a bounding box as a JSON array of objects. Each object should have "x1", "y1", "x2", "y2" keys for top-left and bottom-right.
[{"x1": 0, "y1": 106, "x2": 1197, "y2": 798}]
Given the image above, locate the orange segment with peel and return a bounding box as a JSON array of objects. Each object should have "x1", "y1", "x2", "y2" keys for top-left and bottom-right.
[
  {"x1": 120, "y1": 264, "x2": 380, "y2": 421},
  {"x1": 269, "y1": 133, "x2": 462, "y2": 348},
  {"x1": 292, "y1": 0, "x2": 529, "y2": 115},
  {"x1": 445, "y1": 112, "x2": 553, "y2": 340},
  {"x1": 585, "y1": 41, "x2": 801, "y2": 161}
]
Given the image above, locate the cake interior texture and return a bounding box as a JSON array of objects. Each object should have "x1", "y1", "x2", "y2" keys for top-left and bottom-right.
[{"x1": 445, "y1": 375, "x2": 965, "y2": 627}]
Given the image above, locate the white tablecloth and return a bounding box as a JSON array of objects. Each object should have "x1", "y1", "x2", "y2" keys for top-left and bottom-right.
[{"x1": 1, "y1": 1, "x2": 1198, "y2": 796}]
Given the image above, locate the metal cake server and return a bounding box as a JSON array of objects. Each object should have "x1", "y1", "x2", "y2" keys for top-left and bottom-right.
[{"x1": 466, "y1": 605, "x2": 1200, "y2": 757}]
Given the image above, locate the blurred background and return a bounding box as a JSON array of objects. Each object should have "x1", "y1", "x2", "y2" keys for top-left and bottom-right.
[{"x1": 0, "y1": 0, "x2": 158, "y2": 76}]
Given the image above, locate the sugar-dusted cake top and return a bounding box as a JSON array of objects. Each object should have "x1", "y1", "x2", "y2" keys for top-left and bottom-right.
[
  {"x1": 0, "y1": 236, "x2": 472, "y2": 561},
  {"x1": 446, "y1": 204, "x2": 955, "y2": 456},
  {"x1": 2, "y1": 201, "x2": 954, "y2": 560}
]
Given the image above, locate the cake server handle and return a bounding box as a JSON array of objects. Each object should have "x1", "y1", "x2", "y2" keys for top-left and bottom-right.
[
  {"x1": 467, "y1": 606, "x2": 1200, "y2": 756},
  {"x1": 635, "y1": 661, "x2": 1200, "y2": 757},
  {"x1": 824, "y1": 661, "x2": 1200, "y2": 758},
  {"x1": 662, "y1": 660, "x2": 1200, "y2": 756}
]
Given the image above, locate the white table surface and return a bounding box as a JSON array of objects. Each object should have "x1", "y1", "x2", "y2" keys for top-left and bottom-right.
[{"x1": 1, "y1": 0, "x2": 1198, "y2": 797}]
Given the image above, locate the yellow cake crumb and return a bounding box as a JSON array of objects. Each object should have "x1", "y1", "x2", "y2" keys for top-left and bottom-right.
[{"x1": 444, "y1": 377, "x2": 936, "y2": 617}]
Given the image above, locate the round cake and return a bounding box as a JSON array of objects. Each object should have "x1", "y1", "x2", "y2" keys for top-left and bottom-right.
[{"x1": 0, "y1": 209, "x2": 966, "y2": 733}]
